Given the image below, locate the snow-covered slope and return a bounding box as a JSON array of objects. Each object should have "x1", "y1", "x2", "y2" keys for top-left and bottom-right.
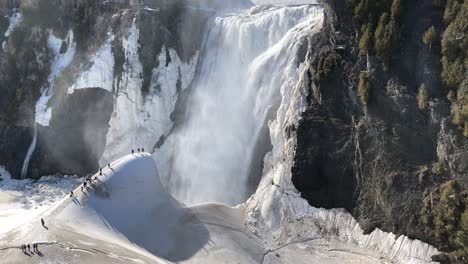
[
  {"x1": 0, "y1": 154, "x2": 266, "y2": 263},
  {"x1": 0, "y1": 153, "x2": 439, "y2": 264}
]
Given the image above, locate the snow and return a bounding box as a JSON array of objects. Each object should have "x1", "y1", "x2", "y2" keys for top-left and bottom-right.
[
  {"x1": 68, "y1": 34, "x2": 115, "y2": 94},
  {"x1": 253, "y1": 0, "x2": 319, "y2": 5},
  {"x1": 99, "y1": 19, "x2": 199, "y2": 166},
  {"x1": 0, "y1": 154, "x2": 265, "y2": 263},
  {"x1": 0, "y1": 3, "x2": 441, "y2": 264},
  {"x1": 35, "y1": 30, "x2": 77, "y2": 126},
  {"x1": 0, "y1": 165, "x2": 80, "y2": 236},
  {"x1": 4, "y1": 10, "x2": 21, "y2": 38},
  {"x1": 0, "y1": 153, "x2": 438, "y2": 263}
]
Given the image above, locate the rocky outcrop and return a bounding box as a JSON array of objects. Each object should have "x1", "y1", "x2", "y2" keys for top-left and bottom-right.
[
  {"x1": 291, "y1": 0, "x2": 467, "y2": 262},
  {"x1": 0, "y1": 0, "x2": 215, "y2": 178}
]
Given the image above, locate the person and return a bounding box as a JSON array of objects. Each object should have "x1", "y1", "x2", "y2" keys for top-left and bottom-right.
[
  {"x1": 84, "y1": 182, "x2": 87, "y2": 188},
  {"x1": 100, "y1": 171, "x2": 102, "y2": 176},
  {"x1": 108, "y1": 163, "x2": 111, "y2": 168},
  {"x1": 27, "y1": 244, "x2": 30, "y2": 252},
  {"x1": 41, "y1": 218, "x2": 45, "y2": 227},
  {"x1": 132, "y1": 149, "x2": 134, "y2": 154},
  {"x1": 70, "y1": 191, "x2": 74, "y2": 198},
  {"x1": 142, "y1": 148, "x2": 145, "y2": 152},
  {"x1": 138, "y1": 148, "x2": 140, "y2": 152},
  {"x1": 100, "y1": 168, "x2": 102, "y2": 174}
]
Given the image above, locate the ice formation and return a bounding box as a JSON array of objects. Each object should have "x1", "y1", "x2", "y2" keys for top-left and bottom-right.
[
  {"x1": 35, "y1": 30, "x2": 77, "y2": 126},
  {"x1": 68, "y1": 34, "x2": 115, "y2": 94},
  {"x1": 100, "y1": 19, "x2": 199, "y2": 166},
  {"x1": 157, "y1": 4, "x2": 324, "y2": 206}
]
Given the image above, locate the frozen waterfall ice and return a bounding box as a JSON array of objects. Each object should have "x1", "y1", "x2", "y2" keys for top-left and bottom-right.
[{"x1": 157, "y1": 5, "x2": 323, "y2": 205}]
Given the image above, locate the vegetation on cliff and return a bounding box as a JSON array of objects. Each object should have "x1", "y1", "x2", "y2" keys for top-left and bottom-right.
[
  {"x1": 441, "y1": 0, "x2": 467, "y2": 137},
  {"x1": 354, "y1": 0, "x2": 402, "y2": 69},
  {"x1": 421, "y1": 180, "x2": 468, "y2": 263}
]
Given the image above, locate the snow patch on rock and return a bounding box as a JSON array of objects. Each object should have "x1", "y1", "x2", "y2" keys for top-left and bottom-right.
[
  {"x1": 4, "y1": 10, "x2": 21, "y2": 37},
  {"x1": 0, "y1": 170, "x2": 80, "y2": 236},
  {"x1": 35, "y1": 30, "x2": 76, "y2": 126},
  {"x1": 68, "y1": 34, "x2": 115, "y2": 94}
]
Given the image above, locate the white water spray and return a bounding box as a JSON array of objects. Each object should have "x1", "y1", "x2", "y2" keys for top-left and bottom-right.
[
  {"x1": 157, "y1": 5, "x2": 323, "y2": 205},
  {"x1": 20, "y1": 123, "x2": 37, "y2": 179}
]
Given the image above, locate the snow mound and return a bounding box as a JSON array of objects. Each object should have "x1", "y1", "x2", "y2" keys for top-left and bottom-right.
[
  {"x1": 51, "y1": 153, "x2": 261, "y2": 263},
  {"x1": 57, "y1": 153, "x2": 189, "y2": 257}
]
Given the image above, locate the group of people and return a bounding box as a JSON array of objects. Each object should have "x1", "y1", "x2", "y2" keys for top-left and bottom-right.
[
  {"x1": 21, "y1": 243, "x2": 39, "y2": 253},
  {"x1": 131, "y1": 148, "x2": 145, "y2": 154},
  {"x1": 70, "y1": 163, "x2": 114, "y2": 198}
]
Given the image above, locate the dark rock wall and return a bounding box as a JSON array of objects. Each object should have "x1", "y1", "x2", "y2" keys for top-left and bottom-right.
[{"x1": 292, "y1": 0, "x2": 467, "y2": 261}]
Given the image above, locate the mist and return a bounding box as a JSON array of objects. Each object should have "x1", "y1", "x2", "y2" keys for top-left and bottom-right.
[{"x1": 157, "y1": 5, "x2": 321, "y2": 205}]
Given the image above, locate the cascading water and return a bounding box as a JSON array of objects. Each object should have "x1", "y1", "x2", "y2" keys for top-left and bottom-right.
[
  {"x1": 20, "y1": 123, "x2": 37, "y2": 179},
  {"x1": 157, "y1": 5, "x2": 323, "y2": 205}
]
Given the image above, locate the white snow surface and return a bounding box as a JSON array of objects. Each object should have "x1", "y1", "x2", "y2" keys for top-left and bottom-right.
[
  {"x1": 4, "y1": 10, "x2": 21, "y2": 38},
  {"x1": 35, "y1": 30, "x2": 77, "y2": 126},
  {"x1": 100, "y1": 19, "x2": 199, "y2": 166},
  {"x1": 253, "y1": 0, "x2": 319, "y2": 5},
  {"x1": 0, "y1": 154, "x2": 439, "y2": 263},
  {"x1": 68, "y1": 34, "x2": 115, "y2": 94},
  {"x1": 0, "y1": 165, "x2": 80, "y2": 236},
  {"x1": 0, "y1": 3, "x2": 441, "y2": 264},
  {"x1": 0, "y1": 155, "x2": 266, "y2": 263}
]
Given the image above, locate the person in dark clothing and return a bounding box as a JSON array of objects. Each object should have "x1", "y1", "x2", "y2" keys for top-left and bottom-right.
[
  {"x1": 108, "y1": 163, "x2": 111, "y2": 168},
  {"x1": 70, "y1": 191, "x2": 74, "y2": 198},
  {"x1": 27, "y1": 244, "x2": 30, "y2": 252},
  {"x1": 100, "y1": 168, "x2": 102, "y2": 174},
  {"x1": 84, "y1": 182, "x2": 87, "y2": 188},
  {"x1": 142, "y1": 148, "x2": 145, "y2": 152},
  {"x1": 132, "y1": 149, "x2": 134, "y2": 154},
  {"x1": 41, "y1": 218, "x2": 45, "y2": 227},
  {"x1": 138, "y1": 148, "x2": 140, "y2": 152},
  {"x1": 100, "y1": 171, "x2": 102, "y2": 176}
]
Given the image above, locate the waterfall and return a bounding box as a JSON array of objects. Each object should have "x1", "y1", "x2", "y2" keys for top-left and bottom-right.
[
  {"x1": 157, "y1": 5, "x2": 323, "y2": 205},
  {"x1": 20, "y1": 123, "x2": 37, "y2": 179}
]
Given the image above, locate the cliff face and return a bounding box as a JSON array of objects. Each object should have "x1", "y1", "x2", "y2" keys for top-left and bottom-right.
[
  {"x1": 292, "y1": 0, "x2": 467, "y2": 262},
  {"x1": 0, "y1": 0, "x2": 217, "y2": 178}
]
